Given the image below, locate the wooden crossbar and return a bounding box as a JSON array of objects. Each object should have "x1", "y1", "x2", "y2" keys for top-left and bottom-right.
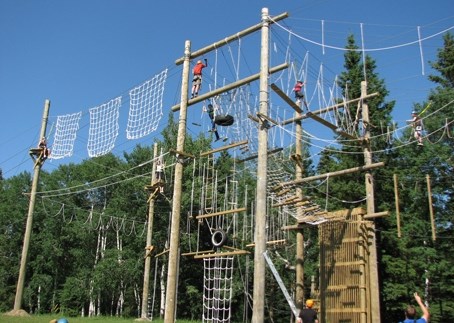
[
  {"x1": 306, "y1": 112, "x2": 357, "y2": 140},
  {"x1": 196, "y1": 207, "x2": 247, "y2": 220},
  {"x1": 200, "y1": 140, "x2": 248, "y2": 157},
  {"x1": 181, "y1": 249, "x2": 215, "y2": 257},
  {"x1": 246, "y1": 239, "x2": 287, "y2": 248},
  {"x1": 256, "y1": 112, "x2": 279, "y2": 126},
  {"x1": 193, "y1": 250, "x2": 250, "y2": 259},
  {"x1": 270, "y1": 83, "x2": 302, "y2": 113}
]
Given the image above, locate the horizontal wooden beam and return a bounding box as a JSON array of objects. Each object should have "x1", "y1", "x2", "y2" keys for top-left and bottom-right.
[
  {"x1": 306, "y1": 112, "x2": 357, "y2": 140},
  {"x1": 196, "y1": 207, "x2": 247, "y2": 220},
  {"x1": 175, "y1": 12, "x2": 289, "y2": 65},
  {"x1": 171, "y1": 63, "x2": 289, "y2": 112},
  {"x1": 270, "y1": 83, "x2": 302, "y2": 113},
  {"x1": 273, "y1": 162, "x2": 385, "y2": 191},
  {"x1": 193, "y1": 250, "x2": 250, "y2": 259},
  {"x1": 281, "y1": 92, "x2": 379, "y2": 126},
  {"x1": 200, "y1": 140, "x2": 248, "y2": 157},
  {"x1": 363, "y1": 211, "x2": 389, "y2": 219}
]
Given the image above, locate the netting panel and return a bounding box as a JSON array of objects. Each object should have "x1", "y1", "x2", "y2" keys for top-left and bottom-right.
[
  {"x1": 50, "y1": 111, "x2": 82, "y2": 160},
  {"x1": 87, "y1": 97, "x2": 121, "y2": 157},
  {"x1": 203, "y1": 256, "x2": 234, "y2": 323},
  {"x1": 126, "y1": 68, "x2": 168, "y2": 139}
]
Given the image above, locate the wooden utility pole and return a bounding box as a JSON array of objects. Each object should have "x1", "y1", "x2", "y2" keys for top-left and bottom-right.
[
  {"x1": 361, "y1": 81, "x2": 380, "y2": 323},
  {"x1": 252, "y1": 7, "x2": 270, "y2": 323},
  {"x1": 13, "y1": 99, "x2": 50, "y2": 312},
  {"x1": 164, "y1": 40, "x2": 191, "y2": 323},
  {"x1": 294, "y1": 101, "x2": 305, "y2": 312},
  {"x1": 140, "y1": 143, "x2": 158, "y2": 320},
  {"x1": 426, "y1": 174, "x2": 436, "y2": 241}
]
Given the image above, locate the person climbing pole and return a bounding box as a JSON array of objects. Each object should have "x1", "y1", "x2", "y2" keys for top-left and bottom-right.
[
  {"x1": 38, "y1": 137, "x2": 50, "y2": 160},
  {"x1": 191, "y1": 58, "x2": 208, "y2": 98},
  {"x1": 406, "y1": 110, "x2": 423, "y2": 146}
]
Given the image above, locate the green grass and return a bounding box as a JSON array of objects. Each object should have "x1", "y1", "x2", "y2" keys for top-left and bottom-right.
[{"x1": 0, "y1": 313, "x2": 201, "y2": 323}]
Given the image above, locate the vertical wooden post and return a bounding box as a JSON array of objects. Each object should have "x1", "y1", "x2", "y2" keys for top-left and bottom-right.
[
  {"x1": 361, "y1": 81, "x2": 380, "y2": 323},
  {"x1": 426, "y1": 174, "x2": 437, "y2": 241},
  {"x1": 140, "y1": 143, "x2": 158, "y2": 319},
  {"x1": 393, "y1": 174, "x2": 402, "y2": 238},
  {"x1": 252, "y1": 7, "x2": 269, "y2": 323},
  {"x1": 295, "y1": 102, "x2": 305, "y2": 311},
  {"x1": 14, "y1": 99, "x2": 50, "y2": 311},
  {"x1": 164, "y1": 40, "x2": 191, "y2": 323}
]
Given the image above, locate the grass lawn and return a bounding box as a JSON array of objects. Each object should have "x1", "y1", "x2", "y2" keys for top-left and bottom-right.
[{"x1": 0, "y1": 312, "x2": 201, "y2": 323}]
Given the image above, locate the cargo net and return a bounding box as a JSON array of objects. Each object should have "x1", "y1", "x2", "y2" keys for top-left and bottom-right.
[
  {"x1": 203, "y1": 256, "x2": 234, "y2": 323},
  {"x1": 50, "y1": 111, "x2": 82, "y2": 160},
  {"x1": 87, "y1": 97, "x2": 121, "y2": 157},
  {"x1": 126, "y1": 68, "x2": 168, "y2": 139}
]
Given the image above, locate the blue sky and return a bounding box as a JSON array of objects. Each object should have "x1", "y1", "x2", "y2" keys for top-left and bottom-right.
[{"x1": 1, "y1": 0, "x2": 453, "y2": 178}]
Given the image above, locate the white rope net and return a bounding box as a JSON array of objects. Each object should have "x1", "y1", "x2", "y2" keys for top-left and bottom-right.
[
  {"x1": 203, "y1": 256, "x2": 234, "y2": 323},
  {"x1": 50, "y1": 111, "x2": 82, "y2": 160},
  {"x1": 126, "y1": 68, "x2": 168, "y2": 139},
  {"x1": 87, "y1": 97, "x2": 121, "y2": 157}
]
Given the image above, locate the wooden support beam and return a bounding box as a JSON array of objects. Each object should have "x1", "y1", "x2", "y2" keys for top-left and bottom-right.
[
  {"x1": 196, "y1": 207, "x2": 247, "y2": 220},
  {"x1": 181, "y1": 249, "x2": 215, "y2": 257},
  {"x1": 154, "y1": 249, "x2": 170, "y2": 258},
  {"x1": 363, "y1": 211, "x2": 389, "y2": 219},
  {"x1": 280, "y1": 92, "x2": 379, "y2": 126},
  {"x1": 256, "y1": 112, "x2": 279, "y2": 126},
  {"x1": 276, "y1": 188, "x2": 291, "y2": 197},
  {"x1": 171, "y1": 63, "x2": 289, "y2": 112},
  {"x1": 246, "y1": 239, "x2": 287, "y2": 248},
  {"x1": 273, "y1": 162, "x2": 385, "y2": 191},
  {"x1": 169, "y1": 148, "x2": 195, "y2": 159},
  {"x1": 306, "y1": 112, "x2": 357, "y2": 140},
  {"x1": 200, "y1": 140, "x2": 248, "y2": 157},
  {"x1": 175, "y1": 12, "x2": 289, "y2": 65},
  {"x1": 193, "y1": 250, "x2": 250, "y2": 259},
  {"x1": 248, "y1": 113, "x2": 260, "y2": 123},
  {"x1": 270, "y1": 83, "x2": 302, "y2": 113}
]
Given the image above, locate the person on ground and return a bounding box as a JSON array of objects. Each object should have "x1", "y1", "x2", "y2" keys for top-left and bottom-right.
[
  {"x1": 191, "y1": 58, "x2": 208, "y2": 98},
  {"x1": 297, "y1": 299, "x2": 318, "y2": 323},
  {"x1": 400, "y1": 292, "x2": 430, "y2": 323}
]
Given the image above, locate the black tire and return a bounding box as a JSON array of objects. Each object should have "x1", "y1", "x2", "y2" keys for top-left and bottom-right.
[{"x1": 211, "y1": 229, "x2": 227, "y2": 248}]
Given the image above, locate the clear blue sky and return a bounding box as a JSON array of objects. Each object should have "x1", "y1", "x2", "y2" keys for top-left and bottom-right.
[{"x1": 1, "y1": 0, "x2": 453, "y2": 178}]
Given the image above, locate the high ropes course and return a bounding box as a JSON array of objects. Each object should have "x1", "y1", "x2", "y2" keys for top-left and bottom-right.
[{"x1": 12, "y1": 6, "x2": 454, "y2": 323}]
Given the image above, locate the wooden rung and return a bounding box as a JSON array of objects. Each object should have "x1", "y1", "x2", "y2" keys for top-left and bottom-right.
[
  {"x1": 200, "y1": 140, "x2": 248, "y2": 157},
  {"x1": 276, "y1": 188, "x2": 290, "y2": 196},
  {"x1": 246, "y1": 239, "x2": 287, "y2": 248},
  {"x1": 302, "y1": 205, "x2": 320, "y2": 212},
  {"x1": 270, "y1": 83, "x2": 302, "y2": 113},
  {"x1": 181, "y1": 249, "x2": 215, "y2": 257},
  {"x1": 306, "y1": 112, "x2": 356, "y2": 140},
  {"x1": 196, "y1": 207, "x2": 247, "y2": 220},
  {"x1": 193, "y1": 250, "x2": 250, "y2": 259}
]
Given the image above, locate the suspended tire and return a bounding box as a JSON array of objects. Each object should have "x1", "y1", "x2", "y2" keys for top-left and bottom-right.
[
  {"x1": 211, "y1": 229, "x2": 227, "y2": 248},
  {"x1": 214, "y1": 115, "x2": 234, "y2": 126}
]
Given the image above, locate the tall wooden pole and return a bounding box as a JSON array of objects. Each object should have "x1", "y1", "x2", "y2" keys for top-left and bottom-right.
[
  {"x1": 426, "y1": 175, "x2": 436, "y2": 241},
  {"x1": 393, "y1": 174, "x2": 402, "y2": 238},
  {"x1": 14, "y1": 99, "x2": 50, "y2": 311},
  {"x1": 361, "y1": 81, "x2": 380, "y2": 323},
  {"x1": 140, "y1": 143, "x2": 158, "y2": 319},
  {"x1": 164, "y1": 40, "x2": 191, "y2": 323},
  {"x1": 252, "y1": 7, "x2": 269, "y2": 323},
  {"x1": 295, "y1": 109, "x2": 305, "y2": 311}
]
